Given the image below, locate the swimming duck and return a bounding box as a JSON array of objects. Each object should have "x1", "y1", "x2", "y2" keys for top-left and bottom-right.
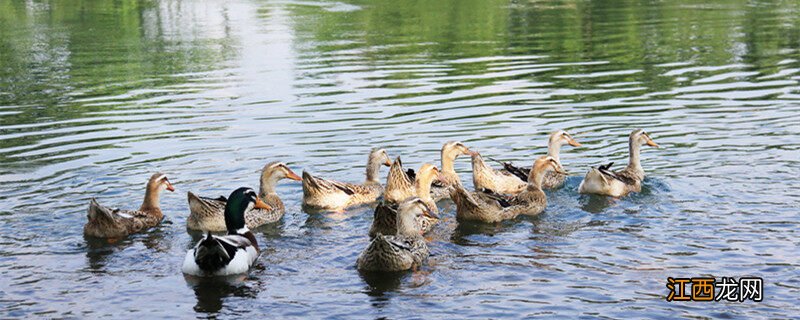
[
  {"x1": 369, "y1": 197, "x2": 436, "y2": 239},
  {"x1": 471, "y1": 151, "x2": 528, "y2": 195},
  {"x1": 357, "y1": 197, "x2": 430, "y2": 272},
  {"x1": 182, "y1": 187, "x2": 271, "y2": 277},
  {"x1": 578, "y1": 129, "x2": 659, "y2": 197},
  {"x1": 302, "y1": 148, "x2": 392, "y2": 212},
  {"x1": 187, "y1": 162, "x2": 301, "y2": 231},
  {"x1": 431, "y1": 141, "x2": 474, "y2": 201},
  {"x1": 381, "y1": 161, "x2": 442, "y2": 232},
  {"x1": 451, "y1": 156, "x2": 566, "y2": 223},
  {"x1": 488, "y1": 130, "x2": 581, "y2": 191},
  {"x1": 84, "y1": 173, "x2": 175, "y2": 239}
]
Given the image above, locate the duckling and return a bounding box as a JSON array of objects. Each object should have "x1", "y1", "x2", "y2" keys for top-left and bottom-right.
[
  {"x1": 302, "y1": 148, "x2": 392, "y2": 212},
  {"x1": 431, "y1": 141, "x2": 474, "y2": 201},
  {"x1": 187, "y1": 162, "x2": 301, "y2": 231},
  {"x1": 381, "y1": 161, "x2": 443, "y2": 232},
  {"x1": 369, "y1": 197, "x2": 436, "y2": 239},
  {"x1": 357, "y1": 198, "x2": 430, "y2": 272},
  {"x1": 489, "y1": 130, "x2": 581, "y2": 191},
  {"x1": 84, "y1": 173, "x2": 175, "y2": 239},
  {"x1": 451, "y1": 156, "x2": 566, "y2": 223},
  {"x1": 182, "y1": 187, "x2": 272, "y2": 277},
  {"x1": 578, "y1": 129, "x2": 659, "y2": 197}
]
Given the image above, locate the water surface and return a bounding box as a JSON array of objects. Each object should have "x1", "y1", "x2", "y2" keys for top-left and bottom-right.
[{"x1": 1, "y1": 0, "x2": 799, "y2": 318}]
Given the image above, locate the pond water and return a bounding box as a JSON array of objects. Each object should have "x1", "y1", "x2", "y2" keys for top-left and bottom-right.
[{"x1": 1, "y1": 0, "x2": 799, "y2": 318}]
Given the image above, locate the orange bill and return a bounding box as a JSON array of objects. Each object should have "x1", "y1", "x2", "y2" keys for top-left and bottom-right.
[
  {"x1": 165, "y1": 180, "x2": 175, "y2": 192},
  {"x1": 646, "y1": 139, "x2": 660, "y2": 148},
  {"x1": 254, "y1": 197, "x2": 272, "y2": 210},
  {"x1": 286, "y1": 169, "x2": 302, "y2": 181},
  {"x1": 568, "y1": 138, "x2": 582, "y2": 147},
  {"x1": 384, "y1": 160, "x2": 392, "y2": 166}
]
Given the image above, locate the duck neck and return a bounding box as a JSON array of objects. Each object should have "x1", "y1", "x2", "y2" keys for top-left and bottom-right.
[
  {"x1": 527, "y1": 165, "x2": 545, "y2": 192},
  {"x1": 627, "y1": 141, "x2": 643, "y2": 173},
  {"x1": 547, "y1": 141, "x2": 561, "y2": 163},
  {"x1": 441, "y1": 152, "x2": 456, "y2": 174},
  {"x1": 139, "y1": 187, "x2": 162, "y2": 212},
  {"x1": 365, "y1": 157, "x2": 381, "y2": 184},
  {"x1": 259, "y1": 174, "x2": 279, "y2": 198},
  {"x1": 415, "y1": 175, "x2": 434, "y2": 202}
]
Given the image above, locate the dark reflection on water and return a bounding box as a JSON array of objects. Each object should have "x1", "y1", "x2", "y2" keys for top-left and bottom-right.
[{"x1": 1, "y1": 0, "x2": 800, "y2": 318}]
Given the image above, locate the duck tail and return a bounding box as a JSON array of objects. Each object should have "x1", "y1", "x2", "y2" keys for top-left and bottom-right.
[
  {"x1": 87, "y1": 198, "x2": 113, "y2": 222},
  {"x1": 193, "y1": 233, "x2": 232, "y2": 272},
  {"x1": 302, "y1": 171, "x2": 322, "y2": 193},
  {"x1": 450, "y1": 183, "x2": 479, "y2": 210}
]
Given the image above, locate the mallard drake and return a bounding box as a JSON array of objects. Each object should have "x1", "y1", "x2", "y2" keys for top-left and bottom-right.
[
  {"x1": 369, "y1": 197, "x2": 435, "y2": 238},
  {"x1": 357, "y1": 197, "x2": 430, "y2": 272},
  {"x1": 431, "y1": 141, "x2": 474, "y2": 201},
  {"x1": 451, "y1": 156, "x2": 566, "y2": 223},
  {"x1": 187, "y1": 162, "x2": 301, "y2": 231},
  {"x1": 578, "y1": 129, "x2": 659, "y2": 197},
  {"x1": 382, "y1": 160, "x2": 442, "y2": 232},
  {"x1": 302, "y1": 148, "x2": 392, "y2": 212},
  {"x1": 84, "y1": 173, "x2": 175, "y2": 239},
  {"x1": 182, "y1": 187, "x2": 271, "y2": 277},
  {"x1": 487, "y1": 130, "x2": 581, "y2": 191}
]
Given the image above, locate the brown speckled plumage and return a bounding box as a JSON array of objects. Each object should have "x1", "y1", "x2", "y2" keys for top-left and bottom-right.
[
  {"x1": 84, "y1": 172, "x2": 173, "y2": 239},
  {"x1": 452, "y1": 156, "x2": 563, "y2": 223},
  {"x1": 187, "y1": 162, "x2": 300, "y2": 231}
]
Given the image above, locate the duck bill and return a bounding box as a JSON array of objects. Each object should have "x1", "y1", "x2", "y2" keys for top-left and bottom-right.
[
  {"x1": 383, "y1": 160, "x2": 392, "y2": 167},
  {"x1": 568, "y1": 139, "x2": 582, "y2": 147},
  {"x1": 468, "y1": 149, "x2": 479, "y2": 156},
  {"x1": 254, "y1": 197, "x2": 272, "y2": 210},
  {"x1": 646, "y1": 140, "x2": 660, "y2": 148},
  {"x1": 286, "y1": 169, "x2": 303, "y2": 181},
  {"x1": 422, "y1": 206, "x2": 440, "y2": 219},
  {"x1": 165, "y1": 181, "x2": 175, "y2": 192}
]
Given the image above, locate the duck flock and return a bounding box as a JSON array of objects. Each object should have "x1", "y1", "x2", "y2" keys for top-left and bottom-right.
[{"x1": 84, "y1": 129, "x2": 659, "y2": 276}]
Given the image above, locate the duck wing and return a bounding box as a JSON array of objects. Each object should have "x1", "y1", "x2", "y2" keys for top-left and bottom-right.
[
  {"x1": 192, "y1": 233, "x2": 253, "y2": 273},
  {"x1": 478, "y1": 188, "x2": 512, "y2": 208}
]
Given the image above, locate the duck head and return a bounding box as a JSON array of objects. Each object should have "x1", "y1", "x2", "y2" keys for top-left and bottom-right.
[
  {"x1": 397, "y1": 197, "x2": 437, "y2": 236},
  {"x1": 148, "y1": 172, "x2": 175, "y2": 193},
  {"x1": 631, "y1": 129, "x2": 659, "y2": 148},
  {"x1": 370, "y1": 148, "x2": 392, "y2": 167},
  {"x1": 224, "y1": 187, "x2": 272, "y2": 234},
  {"x1": 441, "y1": 141, "x2": 474, "y2": 172},
  {"x1": 366, "y1": 148, "x2": 392, "y2": 183},
  {"x1": 550, "y1": 130, "x2": 582, "y2": 148},
  {"x1": 260, "y1": 161, "x2": 302, "y2": 196},
  {"x1": 529, "y1": 156, "x2": 567, "y2": 189}
]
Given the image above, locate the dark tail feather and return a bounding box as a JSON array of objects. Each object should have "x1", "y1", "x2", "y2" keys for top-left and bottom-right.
[
  {"x1": 486, "y1": 157, "x2": 528, "y2": 181},
  {"x1": 194, "y1": 233, "x2": 233, "y2": 272}
]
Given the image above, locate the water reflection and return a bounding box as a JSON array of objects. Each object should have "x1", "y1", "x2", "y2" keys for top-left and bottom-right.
[{"x1": 184, "y1": 275, "x2": 257, "y2": 314}]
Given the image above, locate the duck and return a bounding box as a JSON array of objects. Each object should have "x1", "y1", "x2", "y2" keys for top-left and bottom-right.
[
  {"x1": 187, "y1": 162, "x2": 301, "y2": 231},
  {"x1": 578, "y1": 129, "x2": 659, "y2": 197},
  {"x1": 84, "y1": 173, "x2": 175, "y2": 239},
  {"x1": 369, "y1": 197, "x2": 436, "y2": 239},
  {"x1": 182, "y1": 187, "x2": 271, "y2": 277},
  {"x1": 431, "y1": 141, "x2": 474, "y2": 201},
  {"x1": 357, "y1": 197, "x2": 430, "y2": 272},
  {"x1": 302, "y1": 148, "x2": 392, "y2": 212},
  {"x1": 383, "y1": 160, "x2": 443, "y2": 232},
  {"x1": 471, "y1": 151, "x2": 528, "y2": 195},
  {"x1": 485, "y1": 130, "x2": 582, "y2": 192},
  {"x1": 451, "y1": 156, "x2": 566, "y2": 223}
]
